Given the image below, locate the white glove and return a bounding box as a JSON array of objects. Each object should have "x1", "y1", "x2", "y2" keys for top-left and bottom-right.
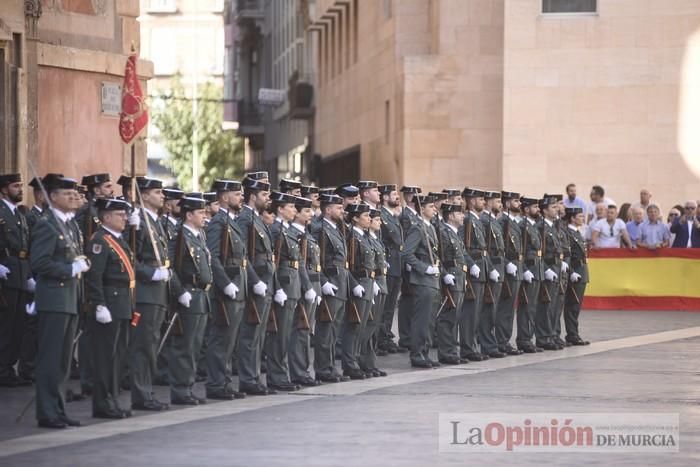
[
  {"x1": 178, "y1": 291, "x2": 192, "y2": 308},
  {"x1": 469, "y1": 264, "x2": 481, "y2": 278},
  {"x1": 0, "y1": 264, "x2": 9, "y2": 280},
  {"x1": 151, "y1": 266, "x2": 170, "y2": 282},
  {"x1": 372, "y1": 281, "x2": 380, "y2": 296},
  {"x1": 425, "y1": 265, "x2": 440, "y2": 275},
  {"x1": 26, "y1": 277, "x2": 36, "y2": 292},
  {"x1": 95, "y1": 305, "x2": 113, "y2": 324},
  {"x1": 304, "y1": 288, "x2": 317, "y2": 302},
  {"x1": 523, "y1": 270, "x2": 534, "y2": 283},
  {"x1": 321, "y1": 281, "x2": 337, "y2": 296},
  {"x1": 506, "y1": 262, "x2": 517, "y2": 276},
  {"x1": 315, "y1": 295, "x2": 322, "y2": 305},
  {"x1": 489, "y1": 269, "x2": 500, "y2": 282},
  {"x1": 570, "y1": 272, "x2": 582, "y2": 283},
  {"x1": 405, "y1": 263, "x2": 412, "y2": 272},
  {"x1": 544, "y1": 268, "x2": 558, "y2": 282},
  {"x1": 252, "y1": 280, "x2": 267, "y2": 296},
  {"x1": 128, "y1": 209, "x2": 141, "y2": 229},
  {"x1": 561, "y1": 261, "x2": 569, "y2": 273},
  {"x1": 274, "y1": 288, "x2": 287, "y2": 305},
  {"x1": 71, "y1": 258, "x2": 90, "y2": 277},
  {"x1": 223, "y1": 282, "x2": 239, "y2": 299},
  {"x1": 443, "y1": 274, "x2": 455, "y2": 286},
  {"x1": 25, "y1": 302, "x2": 36, "y2": 316},
  {"x1": 352, "y1": 284, "x2": 365, "y2": 298}
]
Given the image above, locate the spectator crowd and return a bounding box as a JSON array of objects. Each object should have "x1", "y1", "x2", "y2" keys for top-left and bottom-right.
[{"x1": 563, "y1": 184, "x2": 700, "y2": 250}]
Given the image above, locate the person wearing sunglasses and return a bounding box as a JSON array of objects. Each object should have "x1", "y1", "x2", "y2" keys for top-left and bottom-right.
[
  {"x1": 670, "y1": 201, "x2": 700, "y2": 248},
  {"x1": 590, "y1": 203, "x2": 634, "y2": 249}
]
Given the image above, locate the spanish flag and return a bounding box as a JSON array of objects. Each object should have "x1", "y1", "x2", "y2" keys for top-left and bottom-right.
[{"x1": 583, "y1": 248, "x2": 700, "y2": 310}]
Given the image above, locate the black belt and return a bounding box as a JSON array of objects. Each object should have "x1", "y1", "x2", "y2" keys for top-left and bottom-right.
[
  {"x1": 103, "y1": 280, "x2": 131, "y2": 288},
  {"x1": 469, "y1": 250, "x2": 486, "y2": 258},
  {"x1": 224, "y1": 259, "x2": 247, "y2": 268},
  {"x1": 279, "y1": 260, "x2": 299, "y2": 269},
  {"x1": 184, "y1": 283, "x2": 212, "y2": 291},
  {"x1": 308, "y1": 273, "x2": 320, "y2": 282},
  {"x1": 374, "y1": 268, "x2": 387, "y2": 277},
  {"x1": 0, "y1": 249, "x2": 28, "y2": 259},
  {"x1": 353, "y1": 269, "x2": 375, "y2": 279},
  {"x1": 490, "y1": 257, "x2": 503, "y2": 264}
]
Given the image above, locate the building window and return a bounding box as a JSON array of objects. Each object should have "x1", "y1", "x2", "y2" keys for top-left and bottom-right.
[
  {"x1": 150, "y1": 28, "x2": 178, "y2": 75},
  {"x1": 542, "y1": 0, "x2": 596, "y2": 14}
]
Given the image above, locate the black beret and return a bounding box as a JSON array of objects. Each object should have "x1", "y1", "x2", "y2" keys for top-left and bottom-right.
[
  {"x1": 318, "y1": 187, "x2": 335, "y2": 196},
  {"x1": 116, "y1": 175, "x2": 132, "y2": 187},
  {"x1": 501, "y1": 190, "x2": 520, "y2": 200},
  {"x1": 178, "y1": 196, "x2": 207, "y2": 211},
  {"x1": 300, "y1": 185, "x2": 319, "y2": 196},
  {"x1": 203, "y1": 192, "x2": 218, "y2": 203},
  {"x1": 137, "y1": 177, "x2": 164, "y2": 190},
  {"x1": 412, "y1": 195, "x2": 436, "y2": 207},
  {"x1": 400, "y1": 185, "x2": 421, "y2": 194},
  {"x1": 244, "y1": 171, "x2": 269, "y2": 181},
  {"x1": 543, "y1": 193, "x2": 564, "y2": 202},
  {"x1": 0, "y1": 173, "x2": 22, "y2": 187},
  {"x1": 242, "y1": 178, "x2": 271, "y2": 191},
  {"x1": 163, "y1": 187, "x2": 184, "y2": 200},
  {"x1": 211, "y1": 179, "x2": 241, "y2": 192},
  {"x1": 370, "y1": 208, "x2": 381, "y2": 218},
  {"x1": 565, "y1": 207, "x2": 583, "y2": 216},
  {"x1": 520, "y1": 196, "x2": 539, "y2": 207},
  {"x1": 428, "y1": 191, "x2": 448, "y2": 201},
  {"x1": 378, "y1": 184, "x2": 397, "y2": 194},
  {"x1": 270, "y1": 191, "x2": 297, "y2": 204},
  {"x1": 81, "y1": 173, "x2": 111, "y2": 187},
  {"x1": 462, "y1": 187, "x2": 486, "y2": 198},
  {"x1": 335, "y1": 183, "x2": 360, "y2": 198},
  {"x1": 357, "y1": 180, "x2": 378, "y2": 190},
  {"x1": 345, "y1": 203, "x2": 370, "y2": 215},
  {"x1": 46, "y1": 177, "x2": 78, "y2": 191},
  {"x1": 294, "y1": 196, "x2": 312, "y2": 209},
  {"x1": 442, "y1": 188, "x2": 461, "y2": 197},
  {"x1": 279, "y1": 179, "x2": 302, "y2": 192},
  {"x1": 95, "y1": 197, "x2": 130, "y2": 212},
  {"x1": 441, "y1": 203, "x2": 464, "y2": 213},
  {"x1": 484, "y1": 190, "x2": 501, "y2": 200},
  {"x1": 320, "y1": 193, "x2": 343, "y2": 205}
]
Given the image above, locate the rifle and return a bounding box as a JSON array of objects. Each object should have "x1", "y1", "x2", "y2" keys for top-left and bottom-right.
[
  {"x1": 267, "y1": 228, "x2": 283, "y2": 333},
  {"x1": 501, "y1": 216, "x2": 513, "y2": 299},
  {"x1": 464, "y1": 217, "x2": 476, "y2": 301},
  {"x1": 435, "y1": 223, "x2": 456, "y2": 311},
  {"x1": 246, "y1": 219, "x2": 261, "y2": 324},
  {"x1": 171, "y1": 226, "x2": 186, "y2": 335},
  {"x1": 568, "y1": 284, "x2": 580, "y2": 304},
  {"x1": 216, "y1": 211, "x2": 232, "y2": 327},
  {"x1": 517, "y1": 218, "x2": 529, "y2": 306},
  {"x1": 484, "y1": 214, "x2": 495, "y2": 305},
  {"x1": 317, "y1": 222, "x2": 333, "y2": 322},
  {"x1": 296, "y1": 300, "x2": 310, "y2": 330},
  {"x1": 346, "y1": 230, "x2": 361, "y2": 324},
  {"x1": 539, "y1": 221, "x2": 551, "y2": 304}
]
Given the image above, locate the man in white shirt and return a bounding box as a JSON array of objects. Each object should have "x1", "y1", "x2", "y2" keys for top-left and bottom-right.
[
  {"x1": 586, "y1": 185, "x2": 615, "y2": 223},
  {"x1": 591, "y1": 204, "x2": 633, "y2": 249}
]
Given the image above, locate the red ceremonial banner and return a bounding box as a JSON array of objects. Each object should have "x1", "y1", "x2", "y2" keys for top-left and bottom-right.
[{"x1": 119, "y1": 54, "x2": 148, "y2": 144}]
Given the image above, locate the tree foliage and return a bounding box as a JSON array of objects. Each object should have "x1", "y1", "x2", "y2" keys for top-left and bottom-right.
[{"x1": 151, "y1": 78, "x2": 244, "y2": 190}]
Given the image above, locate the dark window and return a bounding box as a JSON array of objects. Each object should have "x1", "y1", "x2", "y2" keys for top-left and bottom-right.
[{"x1": 542, "y1": 0, "x2": 596, "y2": 14}]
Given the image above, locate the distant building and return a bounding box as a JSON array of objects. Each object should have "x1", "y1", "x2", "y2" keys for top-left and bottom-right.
[{"x1": 0, "y1": 0, "x2": 152, "y2": 182}]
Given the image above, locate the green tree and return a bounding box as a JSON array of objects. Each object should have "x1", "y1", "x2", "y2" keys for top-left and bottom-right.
[{"x1": 151, "y1": 78, "x2": 244, "y2": 190}]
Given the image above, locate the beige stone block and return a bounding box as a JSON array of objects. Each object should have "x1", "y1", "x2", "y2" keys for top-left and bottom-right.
[
  {"x1": 649, "y1": 0, "x2": 700, "y2": 17},
  {"x1": 558, "y1": 18, "x2": 589, "y2": 48},
  {"x1": 116, "y1": 0, "x2": 140, "y2": 17},
  {"x1": 535, "y1": 18, "x2": 561, "y2": 49},
  {"x1": 600, "y1": 0, "x2": 649, "y2": 17},
  {"x1": 504, "y1": 15, "x2": 536, "y2": 49},
  {"x1": 479, "y1": 25, "x2": 504, "y2": 56},
  {"x1": 506, "y1": 88, "x2": 548, "y2": 126},
  {"x1": 618, "y1": 87, "x2": 651, "y2": 125},
  {"x1": 406, "y1": 128, "x2": 462, "y2": 158},
  {"x1": 535, "y1": 68, "x2": 559, "y2": 87}
]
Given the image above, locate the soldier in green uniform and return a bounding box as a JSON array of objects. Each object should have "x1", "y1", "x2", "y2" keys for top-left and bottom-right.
[
  {"x1": 435, "y1": 203, "x2": 469, "y2": 365},
  {"x1": 496, "y1": 191, "x2": 524, "y2": 356},
  {"x1": 377, "y1": 184, "x2": 404, "y2": 354},
  {"x1": 32, "y1": 176, "x2": 86, "y2": 429},
  {"x1": 128, "y1": 177, "x2": 171, "y2": 411},
  {"x1": 167, "y1": 197, "x2": 213, "y2": 405},
  {"x1": 397, "y1": 185, "x2": 421, "y2": 351},
  {"x1": 311, "y1": 193, "x2": 354, "y2": 383},
  {"x1": 236, "y1": 178, "x2": 277, "y2": 395},
  {"x1": 85, "y1": 198, "x2": 135, "y2": 419},
  {"x1": 479, "y1": 191, "x2": 506, "y2": 359},
  {"x1": 342, "y1": 203, "x2": 375, "y2": 379},
  {"x1": 358, "y1": 208, "x2": 388, "y2": 376},
  {"x1": 536, "y1": 196, "x2": 563, "y2": 351},
  {"x1": 287, "y1": 196, "x2": 321, "y2": 387},
  {"x1": 203, "y1": 180, "x2": 248, "y2": 400},
  {"x1": 0, "y1": 173, "x2": 32, "y2": 387},
  {"x1": 563, "y1": 207, "x2": 590, "y2": 346},
  {"x1": 401, "y1": 195, "x2": 441, "y2": 368},
  {"x1": 301, "y1": 185, "x2": 321, "y2": 218},
  {"x1": 265, "y1": 191, "x2": 299, "y2": 392},
  {"x1": 516, "y1": 197, "x2": 544, "y2": 353},
  {"x1": 548, "y1": 195, "x2": 570, "y2": 348},
  {"x1": 459, "y1": 188, "x2": 491, "y2": 362},
  {"x1": 279, "y1": 179, "x2": 302, "y2": 196}
]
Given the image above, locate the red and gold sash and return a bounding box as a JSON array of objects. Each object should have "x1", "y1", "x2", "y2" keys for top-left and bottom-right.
[{"x1": 103, "y1": 234, "x2": 136, "y2": 289}]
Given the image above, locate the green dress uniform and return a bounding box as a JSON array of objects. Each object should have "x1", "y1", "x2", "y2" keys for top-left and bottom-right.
[
  {"x1": 0, "y1": 197, "x2": 31, "y2": 386},
  {"x1": 31, "y1": 207, "x2": 81, "y2": 425},
  {"x1": 288, "y1": 224, "x2": 319, "y2": 385},
  {"x1": 378, "y1": 205, "x2": 403, "y2": 350},
  {"x1": 436, "y1": 221, "x2": 469, "y2": 363},
  {"x1": 343, "y1": 225, "x2": 375, "y2": 377},
  {"x1": 358, "y1": 230, "x2": 387, "y2": 373},
  {"x1": 458, "y1": 210, "x2": 488, "y2": 359},
  {"x1": 312, "y1": 216, "x2": 358, "y2": 381},
  {"x1": 236, "y1": 204, "x2": 275, "y2": 391},
  {"x1": 516, "y1": 216, "x2": 544, "y2": 351},
  {"x1": 535, "y1": 218, "x2": 562, "y2": 348},
  {"x1": 266, "y1": 218, "x2": 301, "y2": 388},
  {"x1": 496, "y1": 213, "x2": 524, "y2": 354},
  {"x1": 479, "y1": 210, "x2": 505, "y2": 356},
  {"x1": 18, "y1": 204, "x2": 46, "y2": 381},
  {"x1": 85, "y1": 225, "x2": 135, "y2": 417},
  {"x1": 129, "y1": 207, "x2": 170, "y2": 408},
  {"x1": 168, "y1": 223, "x2": 213, "y2": 403},
  {"x1": 401, "y1": 218, "x2": 440, "y2": 366},
  {"x1": 552, "y1": 219, "x2": 571, "y2": 344},
  {"x1": 397, "y1": 205, "x2": 419, "y2": 349},
  {"x1": 564, "y1": 224, "x2": 589, "y2": 344},
  {"x1": 205, "y1": 208, "x2": 248, "y2": 398}
]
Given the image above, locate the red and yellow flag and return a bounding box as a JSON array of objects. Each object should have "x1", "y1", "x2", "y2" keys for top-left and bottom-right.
[
  {"x1": 583, "y1": 248, "x2": 700, "y2": 310},
  {"x1": 119, "y1": 52, "x2": 148, "y2": 144}
]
